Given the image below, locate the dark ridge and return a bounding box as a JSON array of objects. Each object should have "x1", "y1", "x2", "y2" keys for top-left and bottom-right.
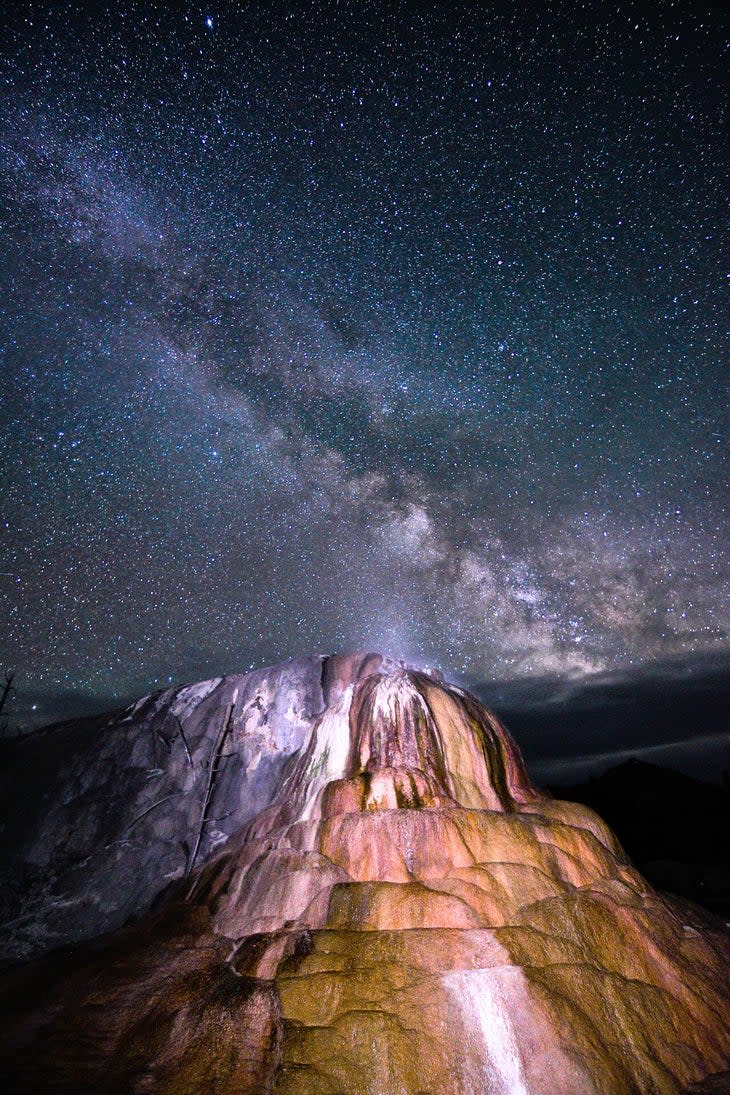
[{"x1": 552, "y1": 759, "x2": 730, "y2": 916}]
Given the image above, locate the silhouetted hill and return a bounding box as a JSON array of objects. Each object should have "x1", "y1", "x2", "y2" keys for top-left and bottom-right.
[{"x1": 553, "y1": 758, "x2": 730, "y2": 915}]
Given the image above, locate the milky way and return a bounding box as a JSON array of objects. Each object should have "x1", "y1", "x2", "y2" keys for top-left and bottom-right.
[{"x1": 1, "y1": 1, "x2": 727, "y2": 724}]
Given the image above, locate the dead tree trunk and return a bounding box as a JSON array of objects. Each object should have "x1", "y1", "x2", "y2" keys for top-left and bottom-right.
[
  {"x1": 185, "y1": 697, "x2": 236, "y2": 889},
  {"x1": 0, "y1": 671, "x2": 15, "y2": 734}
]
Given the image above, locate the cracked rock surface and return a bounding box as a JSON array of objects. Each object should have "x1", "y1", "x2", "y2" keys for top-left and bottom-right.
[
  {"x1": 1, "y1": 653, "x2": 729, "y2": 1093},
  {"x1": 0, "y1": 653, "x2": 379, "y2": 964}
]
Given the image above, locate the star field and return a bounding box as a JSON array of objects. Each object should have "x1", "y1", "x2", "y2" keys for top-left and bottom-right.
[{"x1": 1, "y1": 0, "x2": 728, "y2": 724}]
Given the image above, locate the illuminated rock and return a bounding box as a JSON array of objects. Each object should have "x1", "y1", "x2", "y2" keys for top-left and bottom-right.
[
  {"x1": 1, "y1": 655, "x2": 729, "y2": 1093},
  {"x1": 0, "y1": 653, "x2": 389, "y2": 964}
]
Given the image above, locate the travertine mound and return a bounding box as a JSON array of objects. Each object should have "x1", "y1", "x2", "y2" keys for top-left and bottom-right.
[
  {"x1": 0, "y1": 653, "x2": 388, "y2": 964},
  {"x1": 1, "y1": 654, "x2": 729, "y2": 1094}
]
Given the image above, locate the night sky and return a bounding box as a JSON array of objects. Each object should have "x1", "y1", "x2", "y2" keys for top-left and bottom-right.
[{"x1": 1, "y1": 1, "x2": 728, "y2": 746}]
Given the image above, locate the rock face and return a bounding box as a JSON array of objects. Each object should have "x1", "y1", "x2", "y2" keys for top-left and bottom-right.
[
  {"x1": 1, "y1": 653, "x2": 729, "y2": 1094},
  {"x1": 0, "y1": 653, "x2": 360, "y2": 964}
]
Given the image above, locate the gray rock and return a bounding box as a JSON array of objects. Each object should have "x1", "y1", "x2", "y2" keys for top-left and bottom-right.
[{"x1": 0, "y1": 653, "x2": 407, "y2": 965}]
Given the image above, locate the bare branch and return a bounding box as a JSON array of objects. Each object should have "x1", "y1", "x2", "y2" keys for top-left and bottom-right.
[{"x1": 185, "y1": 699, "x2": 236, "y2": 888}]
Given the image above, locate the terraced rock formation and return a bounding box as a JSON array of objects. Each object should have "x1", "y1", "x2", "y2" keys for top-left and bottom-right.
[{"x1": 1, "y1": 654, "x2": 729, "y2": 1093}]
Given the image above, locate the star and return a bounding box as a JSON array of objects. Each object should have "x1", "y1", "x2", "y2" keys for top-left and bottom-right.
[{"x1": 0, "y1": 0, "x2": 726, "y2": 733}]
